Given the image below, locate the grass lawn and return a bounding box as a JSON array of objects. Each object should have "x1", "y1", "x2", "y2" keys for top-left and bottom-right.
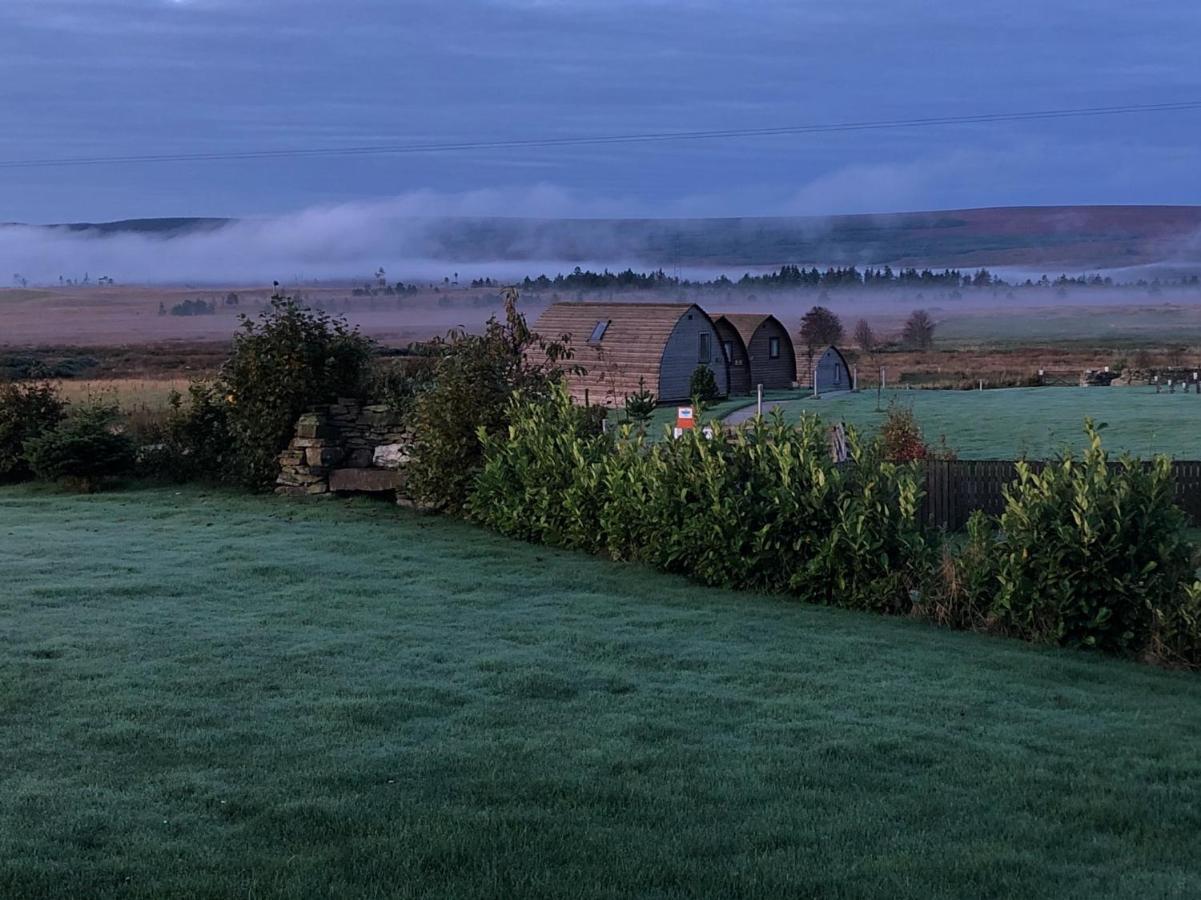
[
  {"x1": 3, "y1": 486, "x2": 1201, "y2": 898},
  {"x1": 732, "y1": 386, "x2": 1201, "y2": 459}
]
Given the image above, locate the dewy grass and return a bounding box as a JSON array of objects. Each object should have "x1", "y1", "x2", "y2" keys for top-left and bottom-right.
[
  {"x1": 732, "y1": 385, "x2": 1201, "y2": 459},
  {"x1": 2, "y1": 485, "x2": 1201, "y2": 898}
]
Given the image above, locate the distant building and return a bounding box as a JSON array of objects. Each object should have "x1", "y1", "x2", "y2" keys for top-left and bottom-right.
[
  {"x1": 531, "y1": 302, "x2": 729, "y2": 405},
  {"x1": 813, "y1": 346, "x2": 852, "y2": 393},
  {"x1": 713, "y1": 314, "x2": 796, "y2": 393}
]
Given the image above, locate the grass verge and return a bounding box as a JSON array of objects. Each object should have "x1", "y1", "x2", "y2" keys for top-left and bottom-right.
[{"x1": 2, "y1": 485, "x2": 1200, "y2": 898}]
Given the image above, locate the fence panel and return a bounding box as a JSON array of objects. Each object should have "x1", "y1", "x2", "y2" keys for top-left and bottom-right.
[{"x1": 922, "y1": 459, "x2": 1201, "y2": 529}]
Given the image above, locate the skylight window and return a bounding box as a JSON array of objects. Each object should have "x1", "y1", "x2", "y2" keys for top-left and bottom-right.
[{"x1": 588, "y1": 320, "x2": 610, "y2": 343}]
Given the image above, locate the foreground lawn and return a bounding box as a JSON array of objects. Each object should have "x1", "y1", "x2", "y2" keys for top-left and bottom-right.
[
  {"x1": 2, "y1": 487, "x2": 1201, "y2": 898},
  {"x1": 747, "y1": 385, "x2": 1201, "y2": 459}
]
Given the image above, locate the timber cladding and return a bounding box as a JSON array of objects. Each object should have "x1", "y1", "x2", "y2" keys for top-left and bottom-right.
[
  {"x1": 713, "y1": 314, "x2": 797, "y2": 391},
  {"x1": 532, "y1": 302, "x2": 729, "y2": 405}
]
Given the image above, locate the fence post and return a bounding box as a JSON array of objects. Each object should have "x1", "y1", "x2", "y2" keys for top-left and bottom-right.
[{"x1": 757, "y1": 383, "x2": 763, "y2": 417}]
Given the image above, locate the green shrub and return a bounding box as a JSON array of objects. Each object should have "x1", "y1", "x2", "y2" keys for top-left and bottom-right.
[
  {"x1": 601, "y1": 414, "x2": 933, "y2": 610},
  {"x1": 1150, "y1": 580, "x2": 1201, "y2": 669},
  {"x1": 471, "y1": 384, "x2": 609, "y2": 548},
  {"x1": 689, "y1": 366, "x2": 719, "y2": 407},
  {"x1": 990, "y1": 421, "x2": 1195, "y2": 653},
  {"x1": 474, "y1": 401, "x2": 935, "y2": 612},
  {"x1": 25, "y1": 401, "x2": 136, "y2": 490},
  {"x1": 370, "y1": 355, "x2": 437, "y2": 417},
  {"x1": 407, "y1": 289, "x2": 574, "y2": 513},
  {"x1": 0, "y1": 380, "x2": 65, "y2": 481},
  {"x1": 137, "y1": 382, "x2": 233, "y2": 482},
  {"x1": 923, "y1": 510, "x2": 996, "y2": 629},
  {"x1": 220, "y1": 296, "x2": 375, "y2": 487}
]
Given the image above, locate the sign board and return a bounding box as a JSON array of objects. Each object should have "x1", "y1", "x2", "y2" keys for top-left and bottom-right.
[{"x1": 673, "y1": 406, "x2": 694, "y2": 439}]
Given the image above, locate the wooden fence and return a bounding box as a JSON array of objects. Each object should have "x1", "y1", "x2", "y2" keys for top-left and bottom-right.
[{"x1": 920, "y1": 459, "x2": 1201, "y2": 530}]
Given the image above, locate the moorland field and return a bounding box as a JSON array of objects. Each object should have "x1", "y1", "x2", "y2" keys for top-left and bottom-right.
[{"x1": 6, "y1": 277, "x2": 1201, "y2": 459}]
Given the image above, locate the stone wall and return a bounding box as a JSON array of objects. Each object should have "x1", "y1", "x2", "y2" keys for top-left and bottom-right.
[
  {"x1": 276, "y1": 398, "x2": 413, "y2": 499},
  {"x1": 1113, "y1": 368, "x2": 1201, "y2": 388}
]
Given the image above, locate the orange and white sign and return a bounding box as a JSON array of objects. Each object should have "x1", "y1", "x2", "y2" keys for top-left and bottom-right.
[{"x1": 673, "y1": 406, "x2": 694, "y2": 438}]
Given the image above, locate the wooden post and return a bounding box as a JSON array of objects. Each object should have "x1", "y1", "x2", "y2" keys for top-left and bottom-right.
[
  {"x1": 584, "y1": 387, "x2": 590, "y2": 406},
  {"x1": 852, "y1": 365, "x2": 859, "y2": 391},
  {"x1": 756, "y1": 383, "x2": 763, "y2": 417},
  {"x1": 813, "y1": 365, "x2": 819, "y2": 399}
]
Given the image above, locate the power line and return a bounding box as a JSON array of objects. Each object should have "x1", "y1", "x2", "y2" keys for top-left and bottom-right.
[{"x1": 1, "y1": 100, "x2": 1199, "y2": 170}]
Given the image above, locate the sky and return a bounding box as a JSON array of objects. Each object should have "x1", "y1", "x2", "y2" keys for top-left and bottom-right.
[{"x1": 1, "y1": 0, "x2": 1200, "y2": 224}]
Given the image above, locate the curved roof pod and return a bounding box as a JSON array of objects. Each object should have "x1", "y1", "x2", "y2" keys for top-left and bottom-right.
[
  {"x1": 712, "y1": 317, "x2": 752, "y2": 395},
  {"x1": 813, "y1": 345, "x2": 853, "y2": 393},
  {"x1": 531, "y1": 302, "x2": 729, "y2": 405},
  {"x1": 713, "y1": 313, "x2": 797, "y2": 390}
]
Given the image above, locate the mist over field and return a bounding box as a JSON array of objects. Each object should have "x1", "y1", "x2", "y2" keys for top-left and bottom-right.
[{"x1": 4, "y1": 195, "x2": 1201, "y2": 287}]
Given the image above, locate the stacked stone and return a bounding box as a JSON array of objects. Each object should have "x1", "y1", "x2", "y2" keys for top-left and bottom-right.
[
  {"x1": 275, "y1": 409, "x2": 343, "y2": 495},
  {"x1": 1113, "y1": 367, "x2": 1199, "y2": 387},
  {"x1": 275, "y1": 400, "x2": 416, "y2": 497}
]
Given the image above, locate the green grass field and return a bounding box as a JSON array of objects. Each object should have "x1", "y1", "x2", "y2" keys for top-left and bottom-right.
[
  {"x1": 3, "y1": 486, "x2": 1201, "y2": 898},
  {"x1": 728, "y1": 386, "x2": 1201, "y2": 459}
]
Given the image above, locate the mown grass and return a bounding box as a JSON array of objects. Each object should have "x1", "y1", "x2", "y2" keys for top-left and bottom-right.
[
  {"x1": 740, "y1": 385, "x2": 1201, "y2": 459},
  {"x1": 2, "y1": 485, "x2": 1201, "y2": 898}
]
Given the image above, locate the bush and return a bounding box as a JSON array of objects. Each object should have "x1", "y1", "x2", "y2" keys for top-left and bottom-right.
[
  {"x1": 473, "y1": 402, "x2": 936, "y2": 612},
  {"x1": 137, "y1": 382, "x2": 233, "y2": 482},
  {"x1": 219, "y1": 296, "x2": 375, "y2": 487},
  {"x1": 689, "y1": 365, "x2": 719, "y2": 407},
  {"x1": 611, "y1": 414, "x2": 933, "y2": 609},
  {"x1": 170, "y1": 299, "x2": 215, "y2": 316},
  {"x1": 879, "y1": 403, "x2": 954, "y2": 462},
  {"x1": 407, "y1": 289, "x2": 574, "y2": 513},
  {"x1": 25, "y1": 401, "x2": 136, "y2": 490},
  {"x1": 369, "y1": 355, "x2": 437, "y2": 418},
  {"x1": 0, "y1": 381, "x2": 65, "y2": 481},
  {"x1": 471, "y1": 385, "x2": 609, "y2": 548},
  {"x1": 1149, "y1": 580, "x2": 1201, "y2": 669},
  {"x1": 921, "y1": 510, "x2": 996, "y2": 630},
  {"x1": 989, "y1": 422, "x2": 1195, "y2": 654}
]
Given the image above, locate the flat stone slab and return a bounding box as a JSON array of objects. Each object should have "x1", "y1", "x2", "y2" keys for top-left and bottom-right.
[{"x1": 328, "y1": 468, "x2": 405, "y2": 493}]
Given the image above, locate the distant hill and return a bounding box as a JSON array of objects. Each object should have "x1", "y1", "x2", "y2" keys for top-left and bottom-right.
[
  {"x1": 45, "y1": 205, "x2": 1201, "y2": 270},
  {"x1": 58, "y1": 217, "x2": 231, "y2": 236}
]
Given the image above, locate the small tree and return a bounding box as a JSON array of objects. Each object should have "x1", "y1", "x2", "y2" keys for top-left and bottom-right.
[
  {"x1": 902, "y1": 309, "x2": 936, "y2": 350},
  {"x1": 221, "y1": 294, "x2": 376, "y2": 487},
  {"x1": 623, "y1": 377, "x2": 656, "y2": 424},
  {"x1": 853, "y1": 319, "x2": 877, "y2": 354},
  {"x1": 407, "y1": 288, "x2": 575, "y2": 513},
  {"x1": 799, "y1": 306, "x2": 844, "y2": 373}
]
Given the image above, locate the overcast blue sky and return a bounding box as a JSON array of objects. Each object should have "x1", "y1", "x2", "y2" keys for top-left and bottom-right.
[{"x1": 1, "y1": 0, "x2": 1200, "y2": 223}]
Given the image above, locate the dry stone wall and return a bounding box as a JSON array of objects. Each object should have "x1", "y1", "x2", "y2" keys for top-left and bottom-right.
[
  {"x1": 1113, "y1": 368, "x2": 1201, "y2": 388},
  {"x1": 276, "y1": 398, "x2": 413, "y2": 499}
]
